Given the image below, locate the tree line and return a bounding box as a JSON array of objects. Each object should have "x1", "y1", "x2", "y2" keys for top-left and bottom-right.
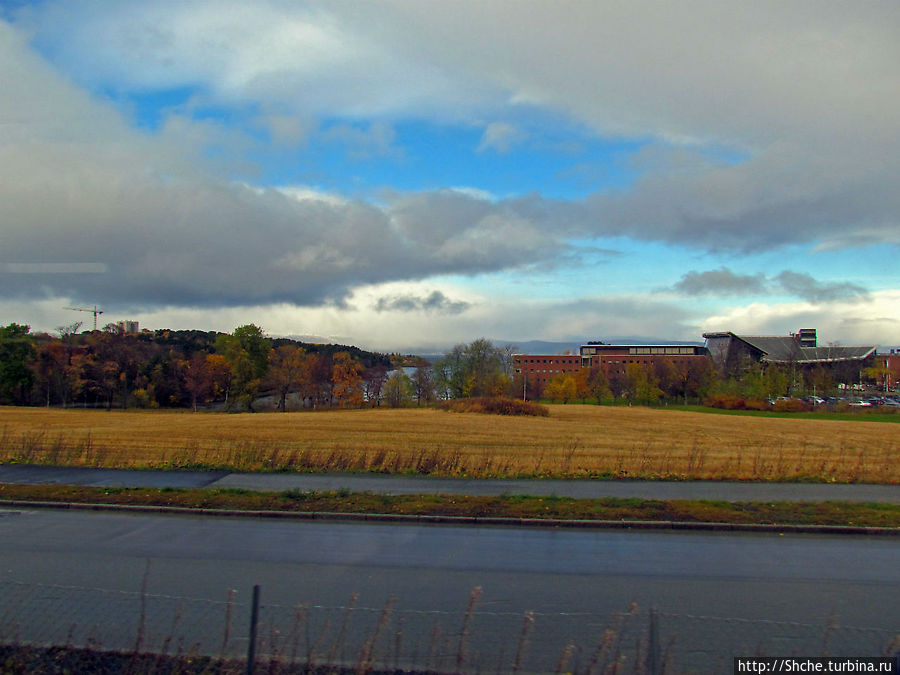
[
  {"x1": 0, "y1": 322, "x2": 402, "y2": 411},
  {"x1": 0, "y1": 323, "x2": 890, "y2": 411},
  {"x1": 531, "y1": 353, "x2": 892, "y2": 406}
]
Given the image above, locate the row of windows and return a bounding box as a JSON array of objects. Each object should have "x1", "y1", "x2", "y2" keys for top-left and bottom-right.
[
  {"x1": 629, "y1": 347, "x2": 696, "y2": 355},
  {"x1": 581, "y1": 347, "x2": 698, "y2": 356}
]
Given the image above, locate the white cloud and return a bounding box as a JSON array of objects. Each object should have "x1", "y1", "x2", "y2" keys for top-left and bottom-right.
[
  {"x1": 2, "y1": 3, "x2": 899, "y2": 349},
  {"x1": 8, "y1": 2, "x2": 900, "y2": 254},
  {"x1": 701, "y1": 290, "x2": 900, "y2": 346},
  {"x1": 476, "y1": 122, "x2": 526, "y2": 154},
  {"x1": 0, "y1": 24, "x2": 565, "y2": 310},
  {"x1": 275, "y1": 185, "x2": 347, "y2": 207}
]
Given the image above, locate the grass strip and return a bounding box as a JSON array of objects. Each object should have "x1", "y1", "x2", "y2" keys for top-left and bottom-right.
[
  {"x1": 2, "y1": 484, "x2": 899, "y2": 528},
  {"x1": 672, "y1": 405, "x2": 900, "y2": 423}
]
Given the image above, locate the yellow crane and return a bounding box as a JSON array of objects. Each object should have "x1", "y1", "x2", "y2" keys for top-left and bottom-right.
[{"x1": 63, "y1": 305, "x2": 104, "y2": 331}]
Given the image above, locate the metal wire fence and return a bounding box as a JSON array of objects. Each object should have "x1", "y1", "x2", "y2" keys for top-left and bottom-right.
[{"x1": 0, "y1": 580, "x2": 897, "y2": 673}]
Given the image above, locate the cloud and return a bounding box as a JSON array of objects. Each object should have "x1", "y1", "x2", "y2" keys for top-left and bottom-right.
[
  {"x1": 374, "y1": 290, "x2": 470, "y2": 315},
  {"x1": 476, "y1": 122, "x2": 526, "y2": 154},
  {"x1": 6, "y1": 3, "x2": 900, "y2": 256},
  {"x1": 1, "y1": 0, "x2": 899, "y2": 357},
  {"x1": 674, "y1": 268, "x2": 767, "y2": 296},
  {"x1": 673, "y1": 267, "x2": 870, "y2": 303},
  {"x1": 10, "y1": 0, "x2": 502, "y2": 121},
  {"x1": 701, "y1": 290, "x2": 900, "y2": 346},
  {"x1": 0, "y1": 22, "x2": 570, "y2": 312},
  {"x1": 772, "y1": 271, "x2": 869, "y2": 304},
  {"x1": 320, "y1": 121, "x2": 402, "y2": 160}
]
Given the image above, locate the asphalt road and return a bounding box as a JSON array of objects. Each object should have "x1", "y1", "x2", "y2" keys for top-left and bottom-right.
[
  {"x1": 1, "y1": 507, "x2": 898, "y2": 672},
  {"x1": 2, "y1": 464, "x2": 900, "y2": 502}
]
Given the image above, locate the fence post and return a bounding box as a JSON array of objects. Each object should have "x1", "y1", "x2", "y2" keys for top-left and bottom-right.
[
  {"x1": 245, "y1": 585, "x2": 260, "y2": 675},
  {"x1": 647, "y1": 606, "x2": 661, "y2": 675}
]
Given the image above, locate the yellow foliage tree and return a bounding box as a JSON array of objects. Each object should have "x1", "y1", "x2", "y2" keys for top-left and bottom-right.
[
  {"x1": 545, "y1": 374, "x2": 577, "y2": 403},
  {"x1": 332, "y1": 352, "x2": 364, "y2": 408}
]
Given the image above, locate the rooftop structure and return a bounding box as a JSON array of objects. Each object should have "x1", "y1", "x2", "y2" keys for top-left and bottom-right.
[{"x1": 702, "y1": 329, "x2": 876, "y2": 374}]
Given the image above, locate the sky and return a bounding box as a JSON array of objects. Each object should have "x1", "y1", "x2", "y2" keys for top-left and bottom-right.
[{"x1": 1, "y1": 0, "x2": 898, "y2": 353}]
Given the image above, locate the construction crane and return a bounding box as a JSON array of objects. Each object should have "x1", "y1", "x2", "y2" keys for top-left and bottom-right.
[{"x1": 63, "y1": 305, "x2": 104, "y2": 331}]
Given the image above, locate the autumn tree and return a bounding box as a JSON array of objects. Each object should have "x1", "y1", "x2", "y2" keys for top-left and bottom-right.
[
  {"x1": 573, "y1": 368, "x2": 591, "y2": 403},
  {"x1": 308, "y1": 353, "x2": 334, "y2": 407},
  {"x1": 653, "y1": 358, "x2": 680, "y2": 401},
  {"x1": 805, "y1": 365, "x2": 834, "y2": 399},
  {"x1": 544, "y1": 373, "x2": 577, "y2": 403},
  {"x1": 863, "y1": 362, "x2": 893, "y2": 393},
  {"x1": 624, "y1": 362, "x2": 663, "y2": 405},
  {"x1": 332, "y1": 351, "x2": 364, "y2": 408},
  {"x1": 607, "y1": 365, "x2": 627, "y2": 401},
  {"x1": 205, "y1": 354, "x2": 233, "y2": 406},
  {"x1": 588, "y1": 366, "x2": 611, "y2": 404},
  {"x1": 82, "y1": 354, "x2": 120, "y2": 409},
  {"x1": 363, "y1": 365, "x2": 388, "y2": 407},
  {"x1": 32, "y1": 341, "x2": 84, "y2": 407},
  {"x1": 266, "y1": 344, "x2": 308, "y2": 412},
  {"x1": 411, "y1": 365, "x2": 435, "y2": 405},
  {"x1": 183, "y1": 352, "x2": 221, "y2": 412}
]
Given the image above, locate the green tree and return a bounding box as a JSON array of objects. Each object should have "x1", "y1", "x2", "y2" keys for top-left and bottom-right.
[
  {"x1": 215, "y1": 324, "x2": 271, "y2": 411},
  {"x1": 383, "y1": 369, "x2": 412, "y2": 408},
  {"x1": 624, "y1": 362, "x2": 662, "y2": 405},
  {"x1": 0, "y1": 323, "x2": 35, "y2": 405},
  {"x1": 588, "y1": 366, "x2": 611, "y2": 404},
  {"x1": 434, "y1": 338, "x2": 512, "y2": 399}
]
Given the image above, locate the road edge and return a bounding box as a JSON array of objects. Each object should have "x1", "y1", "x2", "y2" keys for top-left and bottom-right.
[{"x1": 2, "y1": 499, "x2": 899, "y2": 536}]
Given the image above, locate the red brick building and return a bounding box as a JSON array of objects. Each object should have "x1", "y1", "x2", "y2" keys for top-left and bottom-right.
[
  {"x1": 579, "y1": 343, "x2": 708, "y2": 376},
  {"x1": 511, "y1": 353, "x2": 581, "y2": 389},
  {"x1": 512, "y1": 342, "x2": 708, "y2": 392},
  {"x1": 875, "y1": 351, "x2": 900, "y2": 391}
]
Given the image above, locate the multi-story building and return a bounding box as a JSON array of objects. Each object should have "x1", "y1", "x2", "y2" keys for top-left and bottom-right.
[
  {"x1": 512, "y1": 342, "x2": 708, "y2": 388},
  {"x1": 578, "y1": 342, "x2": 708, "y2": 375},
  {"x1": 511, "y1": 353, "x2": 581, "y2": 390}
]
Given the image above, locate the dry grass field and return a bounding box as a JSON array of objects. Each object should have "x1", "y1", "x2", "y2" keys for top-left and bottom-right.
[{"x1": 1, "y1": 405, "x2": 897, "y2": 482}]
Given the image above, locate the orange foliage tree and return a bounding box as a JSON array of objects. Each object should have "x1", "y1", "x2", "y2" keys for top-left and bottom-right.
[{"x1": 332, "y1": 351, "x2": 364, "y2": 408}]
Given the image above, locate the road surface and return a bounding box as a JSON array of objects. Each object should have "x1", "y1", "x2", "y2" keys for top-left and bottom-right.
[
  {"x1": 1, "y1": 507, "x2": 897, "y2": 672},
  {"x1": 2, "y1": 465, "x2": 899, "y2": 502}
]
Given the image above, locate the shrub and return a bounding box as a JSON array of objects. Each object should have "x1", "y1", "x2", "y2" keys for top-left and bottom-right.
[
  {"x1": 438, "y1": 397, "x2": 550, "y2": 416},
  {"x1": 772, "y1": 398, "x2": 811, "y2": 412},
  {"x1": 704, "y1": 393, "x2": 746, "y2": 410},
  {"x1": 743, "y1": 398, "x2": 771, "y2": 411}
]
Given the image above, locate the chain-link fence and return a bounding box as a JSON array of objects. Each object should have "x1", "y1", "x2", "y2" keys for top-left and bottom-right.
[{"x1": 1, "y1": 580, "x2": 897, "y2": 673}]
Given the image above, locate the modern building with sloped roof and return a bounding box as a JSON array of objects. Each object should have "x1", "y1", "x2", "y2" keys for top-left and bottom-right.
[{"x1": 702, "y1": 328, "x2": 876, "y2": 377}]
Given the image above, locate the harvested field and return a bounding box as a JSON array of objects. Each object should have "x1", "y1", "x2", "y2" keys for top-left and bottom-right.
[{"x1": 0, "y1": 405, "x2": 897, "y2": 482}]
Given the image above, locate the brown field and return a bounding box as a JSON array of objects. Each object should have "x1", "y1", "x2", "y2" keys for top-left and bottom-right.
[{"x1": 0, "y1": 405, "x2": 897, "y2": 482}]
